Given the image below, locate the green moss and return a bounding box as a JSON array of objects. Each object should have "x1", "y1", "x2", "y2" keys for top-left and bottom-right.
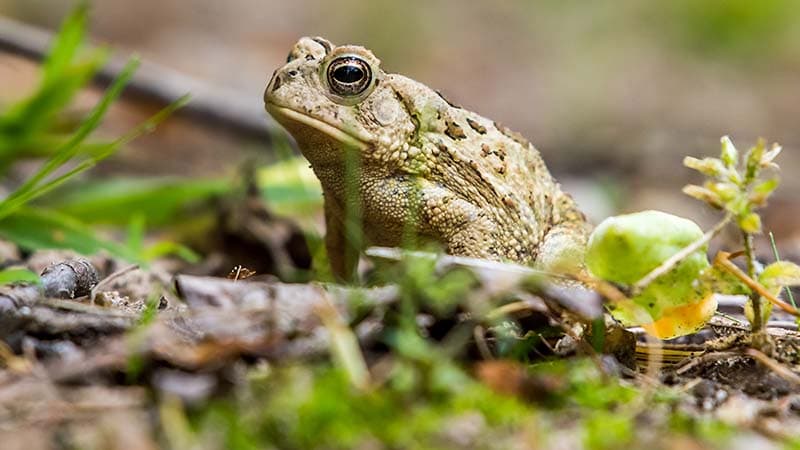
[
  {"x1": 191, "y1": 365, "x2": 532, "y2": 449},
  {"x1": 584, "y1": 410, "x2": 634, "y2": 450}
]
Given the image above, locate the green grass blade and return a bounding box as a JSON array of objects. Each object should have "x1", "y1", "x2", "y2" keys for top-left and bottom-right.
[
  {"x1": 0, "y1": 54, "x2": 107, "y2": 137},
  {"x1": 0, "y1": 158, "x2": 99, "y2": 217},
  {"x1": 0, "y1": 268, "x2": 41, "y2": 285},
  {"x1": 40, "y1": 177, "x2": 229, "y2": 226},
  {"x1": 141, "y1": 241, "x2": 201, "y2": 263},
  {"x1": 42, "y1": 1, "x2": 89, "y2": 83},
  {"x1": 126, "y1": 214, "x2": 146, "y2": 253},
  {"x1": 0, "y1": 207, "x2": 140, "y2": 262},
  {"x1": 95, "y1": 93, "x2": 190, "y2": 160},
  {"x1": 1, "y1": 58, "x2": 140, "y2": 213},
  {"x1": 29, "y1": 58, "x2": 140, "y2": 183},
  {"x1": 6, "y1": 94, "x2": 192, "y2": 218},
  {"x1": 0, "y1": 85, "x2": 186, "y2": 222}
]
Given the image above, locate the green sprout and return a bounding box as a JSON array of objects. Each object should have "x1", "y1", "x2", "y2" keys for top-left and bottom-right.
[
  {"x1": 683, "y1": 136, "x2": 800, "y2": 338},
  {"x1": 586, "y1": 136, "x2": 800, "y2": 342},
  {"x1": 682, "y1": 136, "x2": 780, "y2": 236}
]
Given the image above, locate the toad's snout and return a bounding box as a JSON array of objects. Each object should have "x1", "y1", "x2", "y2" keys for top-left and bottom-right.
[{"x1": 264, "y1": 67, "x2": 301, "y2": 104}]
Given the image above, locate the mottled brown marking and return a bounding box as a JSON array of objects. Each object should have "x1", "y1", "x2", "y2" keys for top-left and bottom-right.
[
  {"x1": 481, "y1": 143, "x2": 491, "y2": 157},
  {"x1": 445, "y1": 121, "x2": 467, "y2": 140},
  {"x1": 494, "y1": 121, "x2": 530, "y2": 148},
  {"x1": 467, "y1": 118, "x2": 487, "y2": 134},
  {"x1": 494, "y1": 143, "x2": 506, "y2": 161}
]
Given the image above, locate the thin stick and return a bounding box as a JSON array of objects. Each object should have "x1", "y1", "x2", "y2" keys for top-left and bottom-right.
[
  {"x1": 674, "y1": 351, "x2": 740, "y2": 376},
  {"x1": 631, "y1": 213, "x2": 732, "y2": 296},
  {"x1": 0, "y1": 15, "x2": 280, "y2": 140},
  {"x1": 473, "y1": 326, "x2": 494, "y2": 360},
  {"x1": 38, "y1": 298, "x2": 139, "y2": 318},
  {"x1": 574, "y1": 272, "x2": 628, "y2": 304},
  {"x1": 90, "y1": 264, "x2": 140, "y2": 302},
  {"x1": 485, "y1": 300, "x2": 544, "y2": 321},
  {"x1": 714, "y1": 252, "x2": 800, "y2": 317},
  {"x1": 714, "y1": 310, "x2": 746, "y2": 326},
  {"x1": 745, "y1": 348, "x2": 800, "y2": 386}
]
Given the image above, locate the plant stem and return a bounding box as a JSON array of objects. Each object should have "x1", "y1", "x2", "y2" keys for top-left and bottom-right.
[
  {"x1": 714, "y1": 252, "x2": 799, "y2": 317},
  {"x1": 742, "y1": 231, "x2": 763, "y2": 333},
  {"x1": 631, "y1": 213, "x2": 731, "y2": 297}
]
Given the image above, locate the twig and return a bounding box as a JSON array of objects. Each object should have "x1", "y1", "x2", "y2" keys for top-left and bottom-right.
[
  {"x1": 473, "y1": 325, "x2": 494, "y2": 360},
  {"x1": 714, "y1": 251, "x2": 800, "y2": 317},
  {"x1": 537, "y1": 334, "x2": 557, "y2": 354},
  {"x1": 90, "y1": 264, "x2": 139, "y2": 301},
  {"x1": 574, "y1": 272, "x2": 627, "y2": 303},
  {"x1": 745, "y1": 348, "x2": 800, "y2": 386},
  {"x1": 366, "y1": 246, "x2": 604, "y2": 319},
  {"x1": 674, "y1": 351, "x2": 740, "y2": 375},
  {"x1": 0, "y1": 15, "x2": 282, "y2": 141},
  {"x1": 631, "y1": 213, "x2": 732, "y2": 296},
  {"x1": 766, "y1": 321, "x2": 798, "y2": 330},
  {"x1": 548, "y1": 315, "x2": 608, "y2": 379},
  {"x1": 485, "y1": 299, "x2": 546, "y2": 321},
  {"x1": 714, "y1": 310, "x2": 746, "y2": 326},
  {"x1": 37, "y1": 298, "x2": 140, "y2": 318}
]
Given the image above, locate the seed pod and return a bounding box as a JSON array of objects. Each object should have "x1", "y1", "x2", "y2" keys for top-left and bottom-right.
[{"x1": 40, "y1": 259, "x2": 99, "y2": 299}]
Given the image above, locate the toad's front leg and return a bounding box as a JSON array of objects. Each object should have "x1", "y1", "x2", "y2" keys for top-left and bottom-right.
[
  {"x1": 323, "y1": 197, "x2": 360, "y2": 281},
  {"x1": 535, "y1": 191, "x2": 590, "y2": 273},
  {"x1": 324, "y1": 176, "x2": 499, "y2": 279},
  {"x1": 416, "y1": 185, "x2": 498, "y2": 260}
]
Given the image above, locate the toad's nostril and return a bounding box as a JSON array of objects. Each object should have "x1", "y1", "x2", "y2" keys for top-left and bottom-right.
[
  {"x1": 287, "y1": 69, "x2": 299, "y2": 77},
  {"x1": 271, "y1": 74, "x2": 282, "y2": 92}
]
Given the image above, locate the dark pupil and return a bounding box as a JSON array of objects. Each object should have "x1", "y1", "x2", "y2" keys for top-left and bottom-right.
[{"x1": 333, "y1": 65, "x2": 364, "y2": 83}]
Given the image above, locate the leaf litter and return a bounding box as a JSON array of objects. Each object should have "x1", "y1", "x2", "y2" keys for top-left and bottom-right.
[{"x1": 1, "y1": 236, "x2": 800, "y2": 448}]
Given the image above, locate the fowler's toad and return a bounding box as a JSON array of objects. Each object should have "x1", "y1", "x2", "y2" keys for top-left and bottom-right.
[{"x1": 265, "y1": 37, "x2": 590, "y2": 279}]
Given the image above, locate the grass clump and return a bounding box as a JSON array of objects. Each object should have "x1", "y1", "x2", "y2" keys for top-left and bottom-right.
[{"x1": 0, "y1": 4, "x2": 196, "y2": 276}]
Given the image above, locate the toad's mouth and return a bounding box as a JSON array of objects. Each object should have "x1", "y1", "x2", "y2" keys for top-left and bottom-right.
[{"x1": 265, "y1": 104, "x2": 370, "y2": 151}]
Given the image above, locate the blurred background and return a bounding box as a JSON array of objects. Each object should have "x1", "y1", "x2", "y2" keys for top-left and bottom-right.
[{"x1": 1, "y1": 0, "x2": 799, "y2": 253}]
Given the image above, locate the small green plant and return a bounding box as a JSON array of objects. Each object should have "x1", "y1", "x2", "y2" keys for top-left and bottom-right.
[
  {"x1": 682, "y1": 136, "x2": 779, "y2": 239},
  {"x1": 683, "y1": 136, "x2": 800, "y2": 337},
  {"x1": 586, "y1": 136, "x2": 800, "y2": 340}
]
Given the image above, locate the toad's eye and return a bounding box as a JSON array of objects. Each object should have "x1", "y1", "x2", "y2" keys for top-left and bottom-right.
[{"x1": 327, "y1": 56, "x2": 372, "y2": 97}]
